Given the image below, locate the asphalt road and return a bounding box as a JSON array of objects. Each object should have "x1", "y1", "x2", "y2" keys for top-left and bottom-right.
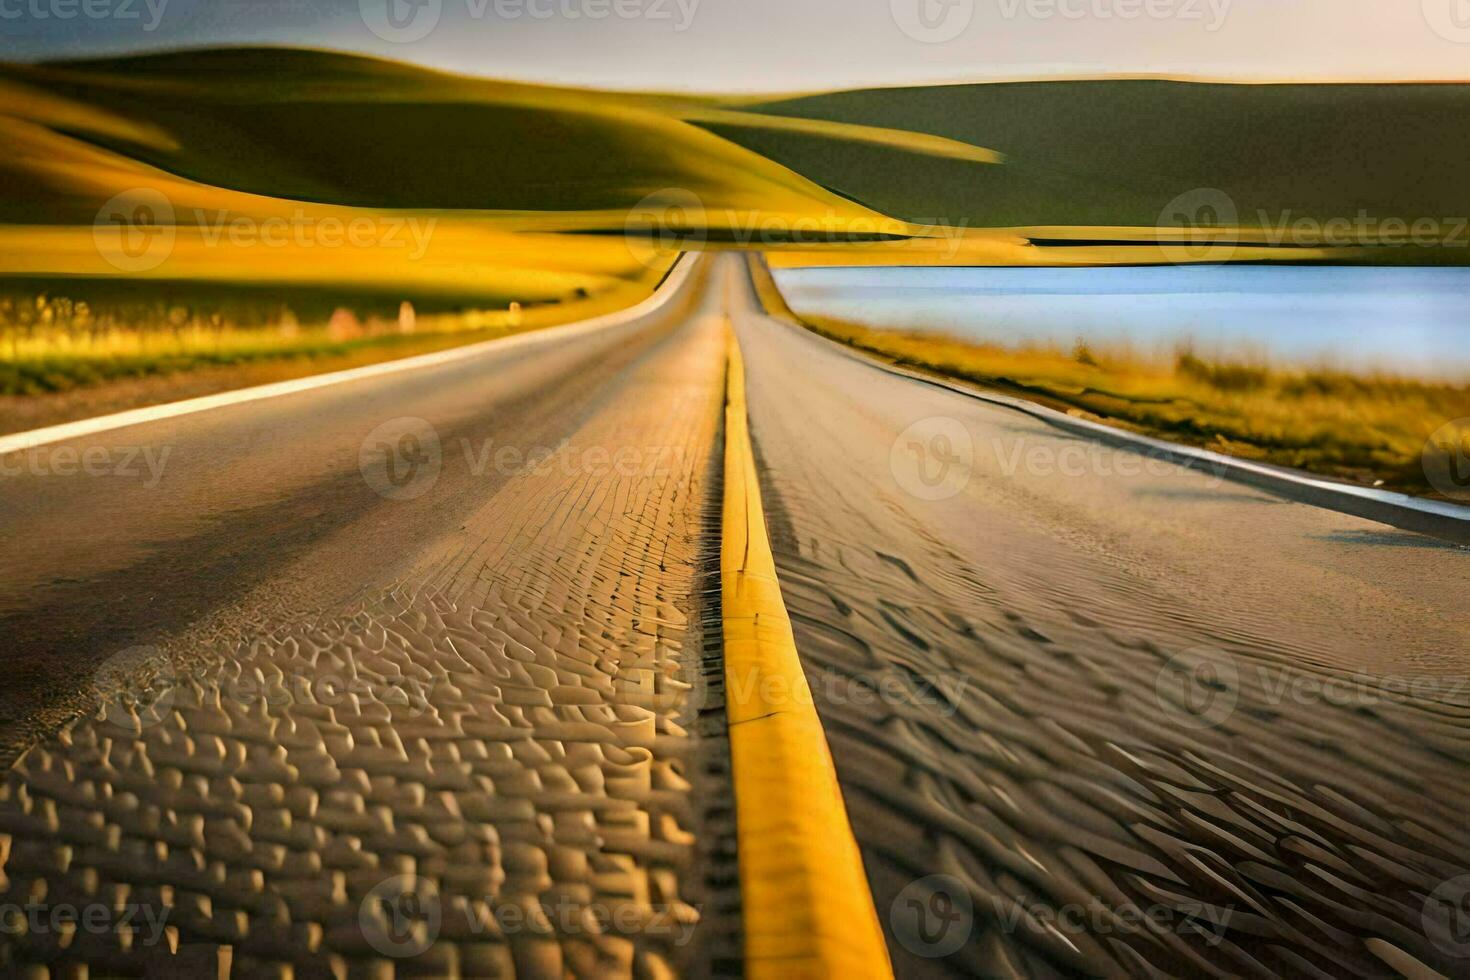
[
  {"x1": 1, "y1": 253, "x2": 1468, "y2": 978},
  {"x1": 731, "y1": 264, "x2": 1470, "y2": 978},
  {"x1": 0, "y1": 256, "x2": 735, "y2": 975}
]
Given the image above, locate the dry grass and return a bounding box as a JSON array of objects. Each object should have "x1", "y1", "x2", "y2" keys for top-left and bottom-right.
[
  {"x1": 0, "y1": 279, "x2": 653, "y2": 397},
  {"x1": 803, "y1": 314, "x2": 1470, "y2": 498}
]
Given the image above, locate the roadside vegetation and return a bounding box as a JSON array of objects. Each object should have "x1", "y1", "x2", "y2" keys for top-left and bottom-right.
[
  {"x1": 0, "y1": 277, "x2": 643, "y2": 398},
  {"x1": 800, "y1": 313, "x2": 1470, "y2": 499}
]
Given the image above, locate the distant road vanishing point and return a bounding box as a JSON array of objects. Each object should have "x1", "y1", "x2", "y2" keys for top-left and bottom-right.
[{"x1": 0, "y1": 255, "x2": 1466, "y2": 978}]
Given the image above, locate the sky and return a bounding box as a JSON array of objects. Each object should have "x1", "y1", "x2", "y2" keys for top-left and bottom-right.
[{"x1": 3, "y1": 0, "x2": 1469, "y2": 92}]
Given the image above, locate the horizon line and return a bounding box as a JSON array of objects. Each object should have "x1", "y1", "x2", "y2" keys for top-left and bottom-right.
[{"x1": 10, "y1": 42, "x2": 1470, "y2": 97}]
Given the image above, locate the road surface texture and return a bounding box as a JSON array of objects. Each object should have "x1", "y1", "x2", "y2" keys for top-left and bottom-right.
[
  {"x1": 731, "y1": 263, "x2": 1470, "y2": 978},
  {"x1": 0, "y1": 257, "x2": 737, "y2": 976},
  {"x1": 2, "y1": 252, "x2": 1469, "y2": 979}
]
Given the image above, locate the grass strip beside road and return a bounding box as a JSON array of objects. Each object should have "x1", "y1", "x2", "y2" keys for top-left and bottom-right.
[
  {"x1": 0, "y1": 278, "x2": 658, "y2": 395},
  {"x1": 721, "y1": 324, "x2": 893, "y2": 979},
  {"x1": 798, "y1": 313, "x2": 1470, "y2": 501},
  {"x1": 0, "y1": 278, "x2": 664, "y2": 434}
]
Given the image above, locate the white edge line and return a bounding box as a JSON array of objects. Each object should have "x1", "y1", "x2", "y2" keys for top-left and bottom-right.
[
  {"x1": 0, "y1": 254, "x2": 698, "y2": 456},
  {"x1": 760, "y1": 306, "x2": 1470, "y2": 536},
  {"x1": 918, "y1": 370, "x2": 1470, "y2": 523}
]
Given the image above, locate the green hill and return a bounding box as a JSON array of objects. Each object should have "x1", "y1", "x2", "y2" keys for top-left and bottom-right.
[
  {"x1": 5, "y1": 48, "x2": 1470, "y2": 263},
  {"x1": 711, "y1": 79, "x2": 1470, "y2": 232},
  {"x1": 0, "y1": 47, "x2": 871, "y2": 221}
]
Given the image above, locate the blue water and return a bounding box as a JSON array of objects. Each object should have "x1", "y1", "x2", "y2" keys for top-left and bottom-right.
[{"x1": 772, "y1": 265, "x2": 1470, "y2": 380}]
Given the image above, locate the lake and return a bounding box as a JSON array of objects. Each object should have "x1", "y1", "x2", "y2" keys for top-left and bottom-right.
[{"x1": 771, "y1": 265, "x2": 1470, "y2": 380}]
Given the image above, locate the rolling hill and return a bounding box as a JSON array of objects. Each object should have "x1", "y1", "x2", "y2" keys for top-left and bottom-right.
[
  {"x1": 714, "y1": 79, "x2": 1470, "y2": 233},
  {"x1": 4, "y1": 47, "x2": 1470, "y2": 277}
]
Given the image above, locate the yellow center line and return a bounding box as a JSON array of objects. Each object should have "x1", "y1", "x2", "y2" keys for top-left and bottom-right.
[{"x1": 721, "y1": 322, "x2": 894, "y2": 979}]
